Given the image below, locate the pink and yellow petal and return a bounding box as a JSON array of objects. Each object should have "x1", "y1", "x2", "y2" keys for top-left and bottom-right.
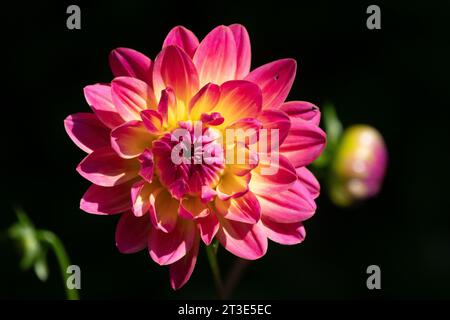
[
  {"x1": 64, "y1": 113, "x2": 110, "y2": 153},
  {"x1": 111, "y1": 77, "x2": 155, "y2": 122},
  {"x1": 110, "y1": 120, "x2": 154, "y2": 159},
  {"x1": 83, "y1": 84, "x2": 125, "y2": 129},
  {"x1": 77, "y1": 147, "x2": 139, "y2": 187},
  {"x1": 193, "y1": 25, "x2": 237, "y2": 86},
  {"x1": 215, "y1": 191, "x2": 261, "y2": 224},
  {"x1": 217, "y1": 217, "x2": 267, "y2": 260},
  {"x1": 163, "y1": 26, "x2": 199, "y2": 58},
  {"x1": 153, "y1": 45, "x2": 199, "y2": 104},
  {"x1": 148, "y1": 218, "x2": 196, "y2": 265}
]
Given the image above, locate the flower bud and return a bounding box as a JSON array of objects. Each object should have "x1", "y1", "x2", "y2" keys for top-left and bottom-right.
[{"x1": 330, "y1": 125, "x2": 387, "y2": 206}]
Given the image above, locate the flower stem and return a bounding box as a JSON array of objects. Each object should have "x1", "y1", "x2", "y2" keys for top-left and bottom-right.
[
  {"x1": 205, "y1": 241, "x2": 224, "y2": 299},
  {"x1": 38, "y1": 231, "x2": 79, "y2": 300}
]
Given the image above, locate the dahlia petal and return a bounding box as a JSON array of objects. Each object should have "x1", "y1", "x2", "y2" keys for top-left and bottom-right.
[
  {"x1": 201, "y1": 186, "x2": 217, "y2": 203},
  {"x1": 109, "y1": 48, "x2": 153, "y2": 85},
  {"x1": 260, "y1": 219, "x2": 306, "y2": 245},
  {"x1": 245, "y1": 59, "x2": 296, "y2": 109},
  {"x1": 193, "y1": 25, "x2": 237, "y2": 86},
  {"x1": 226, "y1": 143, "x2": 259, "y2": 176},
  {"x1": 229, "y1": 24, "x2": 251, "y2": 79},
  {"x1": 110, "y1": 120, "x2": 154, "y2": 159},
  {"x1": 170, "y1": 233, "x2": 200, "y2": 290},
  {"x1": 179, "y1": 197, "x2": 210, "y2": 219},
  {"x1": 111, "y1": 77, "x2": 155, "y2": 122},
  {"x1": 84, "y1": 84, "x2": 125, "y2": 129},
  {"x1": 280, "y1": 101, "x2": 321, "y2": 125},
  {"x1": 257, "y1": 109, "x2": 291, "y2": 150},
  {"x1": 215, "y1": 191, "x2": 261, "y2": 224},
  {"x1": 149, "y1": 188, "x2": 179, "y2": 233},
  {"x1": 279, "y1": 122, "x2": 326, "y2": 167},
  {"x1": 153, "y1": 45, "x2": 199, "y2": 103},
  {"x1": 225, "y1": 118, "x2": 262, "y2": 146},
  {"x1": 148, "y1": 218, "x2": 196, "y2": 265},
  {"x1": 197, "y1": 213, "x2": 219, "y2": 245},
  {"x1": 140, "y1": 109, "x2": 163, "y2": 133},
  {"x1": 216, "y1": 172, "x2": 250, "y2": 201},
  {"x1": 188, "y1": 83, "x2": 221, "y2": 120},
  {"x1": 80, "y1": 183, "x2": 132, "y2": 215},
  {"x1": 77, "y1": 147, "x2": 139, "y2": 187},
  {"x1": 213, "y1": 80, "x2": 262, "y2": 128},
  {"x1": 217, "y1": 217, "x2": 267, "y2": 260},
  {"x1": 157, "y1": 88, "x2": 177, "y2": 125},
  {"x1": 138, "y1": 149, "x2": 154, "y2": 183},
  {"x1": 256, "y1": 180, "x2": 316, "y2": 223},
  {"x1": 115, "y1": 211, "x2": 151, "y2": 253},
  {"x1": 130, "y1": 180, "x2": 152, "y2": 217},
  {"x1": 249, "y1": 154, "x2": 297, "y2": 195},
  {"x1": 64, "y1": 113, "x2": 110, "y2": 153},
  {"x1": 296, "y1": 167, "x2": 320, "y2": 199},
  {"x1": 163, "y1": 26, "x2": 199, "y2": 58}
]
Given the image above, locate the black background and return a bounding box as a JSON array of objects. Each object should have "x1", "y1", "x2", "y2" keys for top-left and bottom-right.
[{"x1": 1, "y1": 0, "x2": 449, "y2": 299}]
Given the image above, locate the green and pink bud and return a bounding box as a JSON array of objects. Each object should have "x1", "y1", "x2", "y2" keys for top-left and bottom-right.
[{"x1": 330, "y1": 125, "x2": 387, "y2": 206}]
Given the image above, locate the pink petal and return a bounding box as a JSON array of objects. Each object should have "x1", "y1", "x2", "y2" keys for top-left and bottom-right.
[
  {"x1": 245, "y1": 59, "x2": 296, "y2": 109},
  {"x1": 140, "y1": 109, "x2": 163, "y2": 133},
  {"x1": 197, "y1": 213, "x2": 219, "y2": 245},
  {"x1": 296, "y1": 167, "x2": 320, "y2": 199},
  {"x1": 280, "y1": 101, "x2": 321, "y2": 125},
  {"x1": 256, "y1": 180, "x2": 316, "y2": 224},
  {"x1": 76, "y1": 147, "x2": 139, "y2": 187},
  {"x1": 110, "y1": 120, "x2": 153, "y2": 159},
  {"x1": 153, "y1": 45, "x2": 199, "y2": 103},
  {"x1": 149, "y1": 188, "x2": 179, "y2": 233},
  {"x1": 80, "y1": 182, "x2": 132, "y2": 215},
  {"x1": 170, "y1": 234, "x2": 200, "y2": 290},
  {"x1": 188, "y1": 83, "x2": 221, "y2": 120},
  {"x1": 249, "y1": 154, "x2": 297, "y2": 195},
  {"x1": 111, "y1": 77, "x2": 155, "y2": 122},
  {"x1": 215, "y1": 191, "x2": 261, "y2": 224},
  {"x1": 138, "y1": 149, "x2": 154, "y2": 182},
  {"x1": 193, "y1": 25, "x2": 237, "y2": 87},
  {"x1": 115, "y1": 211, "x2": 151, "y2": 253},
  {"x1": 179, "y1": 197, "x2": 210, "y2": 219},
  {"x1": 257, "y1": 109, "x2": 291, "y2": 150},
  {"x1": 84, "y1": 84, "x2": 125, "y2": 129},
  {"x1": 157, "y1": 87, "x2": 177, "y2": 125},
  {"x1": 216, "y1": 172, "x2": 251, "y2": 201},
  {"x1": 64, "y1": 113, "x2": 110, "y2": 153},
  {"x1": 130, "y1": 180, "x2": 152, "y2": 217},
  {"x1": 213, "y1": 80, "x2": 262, "y2": 128},
  {"x1": 279, "y1": 122, "x2": 326, "y2": 167},
  {"x1": 229, "y1": 24, "x2": 251, "y2": 79},
  {"x1": 260, "y1": 219, "x2": 306, "y2": 245},
  {"x1": 109, "y1": 48, "x2": 153, "y2": 85},
  {"x1": 217, "y1": 217, "x2": 267, "y2": 260},
  {"x1": 148, "y1": 218, "x2": 196, "y2": 265},
  {"x1": 163, "y1": 26, "x2": 199, "y2": 58}
]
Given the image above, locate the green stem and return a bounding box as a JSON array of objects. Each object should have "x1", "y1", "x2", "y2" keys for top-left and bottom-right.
[
  {"x1": 38, "y1": 231, "x2": 79, "y2": 300},
  {"x1": 205, "y1": 241, "x2": 224, "y2": 299}
]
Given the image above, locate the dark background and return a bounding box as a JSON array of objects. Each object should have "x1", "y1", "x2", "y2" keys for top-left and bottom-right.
[{"x1": 1, "y1": 0, "x2": 449, "y2": 299}]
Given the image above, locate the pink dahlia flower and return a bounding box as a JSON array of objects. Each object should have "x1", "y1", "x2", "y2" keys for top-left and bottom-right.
[{"x1": 64, "y1": 25, "x2": 326, "y2": 289}]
